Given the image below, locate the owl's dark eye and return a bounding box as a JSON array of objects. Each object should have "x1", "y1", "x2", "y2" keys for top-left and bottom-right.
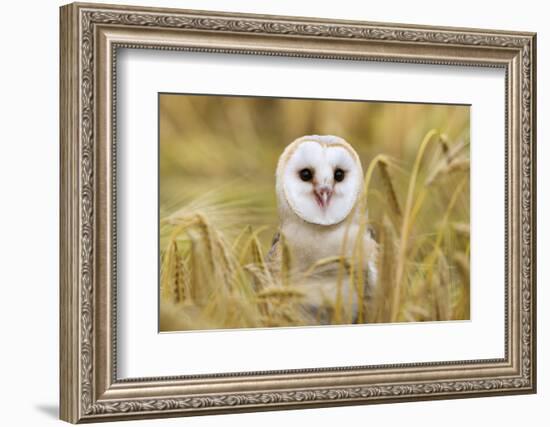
[
  {"x1": 299, "y1": 168, "x2": 313, "y2": 182},
  {"x1": 334, "y1": 168, "x2": 345, "y2": 182}
]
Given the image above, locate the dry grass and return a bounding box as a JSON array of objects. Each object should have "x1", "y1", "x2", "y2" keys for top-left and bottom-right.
[{"x1": 160, "y1": 129, "x2": 470, "y2": 331}]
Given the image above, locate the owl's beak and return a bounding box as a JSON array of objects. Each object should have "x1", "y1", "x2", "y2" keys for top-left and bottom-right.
[{"x1": 314, "y1": 185, "x2": 333, "y2": 209}]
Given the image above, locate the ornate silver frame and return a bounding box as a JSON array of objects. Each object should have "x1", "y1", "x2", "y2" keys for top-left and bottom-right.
[{"x1": 60, "y1": 2, "x2": 537, "y2": 423}]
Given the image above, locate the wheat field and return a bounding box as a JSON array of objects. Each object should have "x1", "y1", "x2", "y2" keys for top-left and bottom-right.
[{"x1": 159, "y1": 95, "x2": 470, "y2": 331}]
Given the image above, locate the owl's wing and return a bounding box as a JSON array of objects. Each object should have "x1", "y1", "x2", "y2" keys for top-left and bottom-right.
[{"x1": 362, "y1": 225, "x2": 378, "y2": 295}]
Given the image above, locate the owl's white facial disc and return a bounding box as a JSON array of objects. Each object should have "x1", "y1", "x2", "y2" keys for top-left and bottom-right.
[{"x1": 279, "y1": 137, "x2": 363, "y2": 226}]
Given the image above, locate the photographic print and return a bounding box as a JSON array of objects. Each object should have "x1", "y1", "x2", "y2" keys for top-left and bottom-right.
[{"x1": 159, "y1": 94, "x2": 470, "y2": 331}]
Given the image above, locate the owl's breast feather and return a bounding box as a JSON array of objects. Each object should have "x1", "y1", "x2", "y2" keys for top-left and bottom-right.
[{"x1": 281, "y1": 219, "x2": 376, "y2": 272}]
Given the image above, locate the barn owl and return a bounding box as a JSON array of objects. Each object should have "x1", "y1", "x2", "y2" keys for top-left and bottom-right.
[{"x1": 269, "y1": 135, "x2": 377, "y2": 324}]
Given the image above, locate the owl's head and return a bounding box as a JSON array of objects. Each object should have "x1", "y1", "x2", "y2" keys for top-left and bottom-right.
[{"x1": 276, "y1": 135, "x2": 364, "y2": 226}]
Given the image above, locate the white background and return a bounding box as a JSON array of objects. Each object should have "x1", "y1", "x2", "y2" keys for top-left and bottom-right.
[
  {"x1": 118, "y1": 50, "x2": 505, "y2": 377},
  {"x1": 0, "y1": 0, "x2": 545, "y2": 426}
]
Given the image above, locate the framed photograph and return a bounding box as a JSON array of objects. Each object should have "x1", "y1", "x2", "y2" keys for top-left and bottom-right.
[{"x1": 60, "y1": 2, "x2": 537, "y2": 423}]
